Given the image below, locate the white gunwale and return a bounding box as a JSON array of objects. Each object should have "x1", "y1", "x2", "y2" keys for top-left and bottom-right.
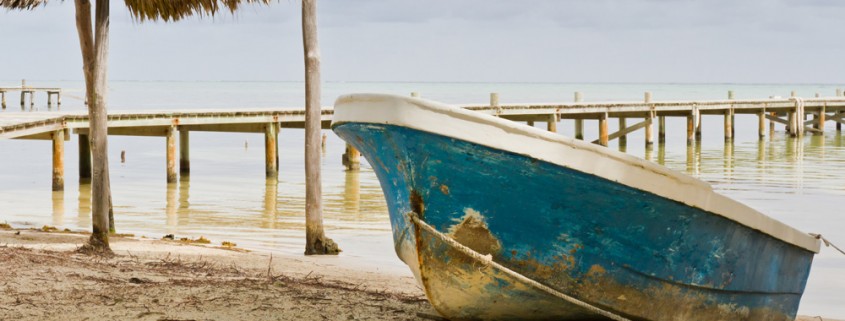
[{"x1": 332, "y1": 93, "x2": 821, "y2": 253}]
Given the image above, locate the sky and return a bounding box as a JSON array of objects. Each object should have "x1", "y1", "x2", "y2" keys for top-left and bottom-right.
[{"x1": 1, "y1": 0, "x2": 845, "y2": 83}]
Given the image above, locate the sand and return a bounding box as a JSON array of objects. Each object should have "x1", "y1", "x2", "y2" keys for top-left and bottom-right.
[
  {"x1": 0, "y1": 227, "x2": 839, "y2": 321},
  {"x1": 0, "y1": 228, "x2": 440, "y2": 321}
]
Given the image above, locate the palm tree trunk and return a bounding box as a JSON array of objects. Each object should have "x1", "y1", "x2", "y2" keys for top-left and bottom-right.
[
  {"x1": 74, "y1": 0, "x2": 112, "y2": 252},
  {"x1": 302, "y1": 0, "x2": 338, "y2": 255}
]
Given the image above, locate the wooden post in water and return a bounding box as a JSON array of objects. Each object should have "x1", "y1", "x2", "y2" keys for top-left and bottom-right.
[
  {"x1": 644, "y1": 92, "x2": 653, "y2": 146},
  {"x1": 758, "y1": 111, "x2": 765, "y2": 140},
  {"x1": 686, "y1": 108, "x2": 696, "y2": 145},
  {"x1": 574, "y1": 92, "x2": 584, "y2": 140},
  {"x1": 728, "y1": 91, "x2": 736, "y2": 137},
  {"x1": 618, "y1": 117, "x2": 627, "y2": 146},
  {"x1": 724, "y1": 109, "x2": 733, "y2": 142},
  {"x1": 547, "y1": 114, "x2": 557, "y2": 133},
  {"x1": 20, "y1": 79, "x2": 25, "y2": 108},
  {"x1": 787, "y1": 91, "x2": 796, "y2": 135},
  {"x1": 770, "y1": 111, "x2": 777, "y2": 136},
  {"x1": 343, "y1": 144, "x2": 361, "y2": 170},
  {"x1": 1, "y1": 90, "x2": 5, "y2": 109},
  {"x1": 179, "y1": 128, "x2": 190, "y2": 174},
  {"x1": 52, "y1": 130, "x2": 65, "y2": 191},
  {"x1": 264, "y1": 123, "x2": 278, "y2": 178},
  {"x1": 303, "y1": 0, "x2": 338, "y2": 255},
  {"x1": 658, "y1": 116, "x2": 666, "y2": 143},
  {"x1": 818, "y1": 103, "x2": 826, "y2": 133},
  {"x1": 79, "y1": 134, "x2": 91, "y2": 181},
  {"x1": 527, "y1": 120, "x2": 534, "y2": 127},
  {"x1": 598, "y1": 112, "x2": 609, "y2": 147},
  {"x1": 166, "y1": 126, "x2": 178, "y2": 183},
  {"x1": 490, "y1": 92, "x2": 500, "y2": 116}
]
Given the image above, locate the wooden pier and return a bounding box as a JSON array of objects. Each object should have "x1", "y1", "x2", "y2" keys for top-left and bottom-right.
[
  {"x1": 1, "y1": 91, "x2": 844, "y2": 191},
  {"x1": 0, "y1": 80, "x2": 62, "y2": 110}
]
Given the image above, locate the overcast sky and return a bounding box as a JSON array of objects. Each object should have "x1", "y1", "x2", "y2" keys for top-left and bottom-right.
[{"x1": 2, "y1": 0, "x2": 844, "y2": 83}]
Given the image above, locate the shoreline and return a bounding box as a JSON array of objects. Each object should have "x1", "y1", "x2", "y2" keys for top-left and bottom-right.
[{"x1": 0, "y1": 227, "x2": 840, "y2": 321}]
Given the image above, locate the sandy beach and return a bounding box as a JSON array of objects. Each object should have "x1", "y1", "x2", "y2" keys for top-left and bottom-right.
[
  {"x1": 1, "y1": 226, "x2": 841, "y2": 321},
  {"x1": 0, "y1": 227, "x2": 441, "y2": 321}
]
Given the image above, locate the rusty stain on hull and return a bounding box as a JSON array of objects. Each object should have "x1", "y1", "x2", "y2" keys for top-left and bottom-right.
[{"x1": 448, "y1": 209, "x2": 501, "y2": 256}]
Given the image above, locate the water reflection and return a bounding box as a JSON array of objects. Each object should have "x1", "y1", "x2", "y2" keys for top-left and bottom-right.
[
  {"x1": 77, "y1": 182, "x2": 91, "y2": 229},
  {"x1": 657, "y1": 143, "x2": 666, "y2": 165},
  {"x1": 262, "y1": 177, "x2": 278, "y2": 229},
  {"x1": 343, "y1": 170, "x2": 361, "y2": 216},
  {"x1": 166, "y1": 182, "x2": 178, "y2": 232},
  {"x1": 179, "y1": 176, "x2": 191, "y2": 212},
  {"x1": 52, "y1": 190, "x2": 64, "y2": 226}
]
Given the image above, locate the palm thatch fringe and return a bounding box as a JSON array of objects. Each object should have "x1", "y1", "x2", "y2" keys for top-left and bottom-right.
[
  {"x1": 124, "y1": 0, "x2": 271, "y2": 22},
  {"x1": 0, "y1": 0, "x2": 49, "y2": 10}
]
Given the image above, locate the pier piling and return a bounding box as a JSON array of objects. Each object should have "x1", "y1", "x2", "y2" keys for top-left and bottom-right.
[
  {"x1": 547, "y1": 114, "x2": 557, "y2": 133},
  {"x1": 687, "y1": 110, "x2": 695, "y2": 145},
  {"x1": 342, "y1": 144, "x2": 361, "y2": 171},
  {"x1": 179, "y1": 128, "x2": 190, "y2": 174},
  {"x1": 490, "y1": 93, "x2": 500, "y2": 116},
  {"x1": 724, "y1": 109, "x2": 733, "y2": 142},
  {"x1": 264, "y1": 123, "x2": 278, "y2": 178},
  {"x1": 728, "y1": 91, "x2": 736, "y2": 137},
  {"x1": 52, "y1": 130, "x2": 64, "y2": 191},
  {"x1": 79, "y1": 134, "x2": 91, "y2": 181},
  {"x1": 644, "y1": 92, "x2": 653, "y2": 146},
  {"x1": 574, "y1": 92, "x2": 583, "y2": 140},
  {"x1": 695, "y1": 111, "x2": 702, "y2": 141},
  {"x1": 166, "y1": 126, "x2": 177, "y2": 183},
  {"x1": 1, "y1": 90, "x2": 6, "y2": 109},
  {"x1": 618, "y1": 117, "x2": 627, "y2": 146},
  {"x1": 658, "y1": 116, "x2": 666, "y2": 143},
  {"x1": 598, "y1": 112, "x2": 609, "y2": 147},
  {"x1": 758, "y1": 111, "x2": 766, "y2": 140}
]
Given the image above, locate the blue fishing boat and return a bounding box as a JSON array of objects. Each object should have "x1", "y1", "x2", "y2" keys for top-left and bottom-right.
[{"x1": 331, "y1": 94, "x2": 820, "y2": 321}]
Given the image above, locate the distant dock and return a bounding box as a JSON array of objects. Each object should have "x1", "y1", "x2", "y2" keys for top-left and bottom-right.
[
  {"x1": 0, "y1": 90, "x2": 843, "y2": 192},
  {"x1": 0, "y1": 80, "x2": 62, "y2": 110}
]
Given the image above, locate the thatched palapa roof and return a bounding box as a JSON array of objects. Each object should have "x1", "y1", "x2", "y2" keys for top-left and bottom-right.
[
  {"x1": 0, "y1": 0, "x2": 48, "y2": 10},
  {"x1": 1, "y1": 0, "x2": 271, "y2": 22},
  {"x1": 124, "y1": 0, "x2": 271, "y2": 22}
]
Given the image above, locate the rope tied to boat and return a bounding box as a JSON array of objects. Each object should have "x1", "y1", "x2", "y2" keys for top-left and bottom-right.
[
  {"x1": 810, "y1": 234, "x2": 845, "y2": 255},
  {"x1": 406, "y1": 212, "x2": 631, "y2": 321}
]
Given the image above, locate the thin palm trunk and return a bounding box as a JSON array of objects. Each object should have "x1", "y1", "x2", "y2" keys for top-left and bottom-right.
[
  {"x1": 74, "y1": 0, "x2": 112, "y2": 251},
  {"x1": 302, "y1": 0, "x2": 338, "y2": 255}
]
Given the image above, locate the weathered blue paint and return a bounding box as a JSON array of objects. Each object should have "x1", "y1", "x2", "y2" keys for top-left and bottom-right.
[{"x1": 333, "y1": 122, "x2": 815, "y2": 321}]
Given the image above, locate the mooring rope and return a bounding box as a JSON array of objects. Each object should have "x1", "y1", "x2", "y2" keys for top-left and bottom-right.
[
  {"x1": 809, "y1": 234, "x2": 845, "y2": 255},
  {"x1": 406, "y1": 212, "x2": 631, "y2": 321}
]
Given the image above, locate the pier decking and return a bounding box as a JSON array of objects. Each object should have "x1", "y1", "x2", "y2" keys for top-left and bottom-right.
[{"x1": 1, "y1": 91, "x2": 844, "y2": 192}]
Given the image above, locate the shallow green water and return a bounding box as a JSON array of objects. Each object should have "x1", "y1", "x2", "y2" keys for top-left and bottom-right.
[{"x1": 1, "y1": 81, "x2": 843, "y2": 317}]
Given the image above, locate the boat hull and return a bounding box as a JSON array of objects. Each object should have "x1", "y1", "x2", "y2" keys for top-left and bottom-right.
[{"x1": 333, "y1": 112, "x2": 814, "y2": 320}]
